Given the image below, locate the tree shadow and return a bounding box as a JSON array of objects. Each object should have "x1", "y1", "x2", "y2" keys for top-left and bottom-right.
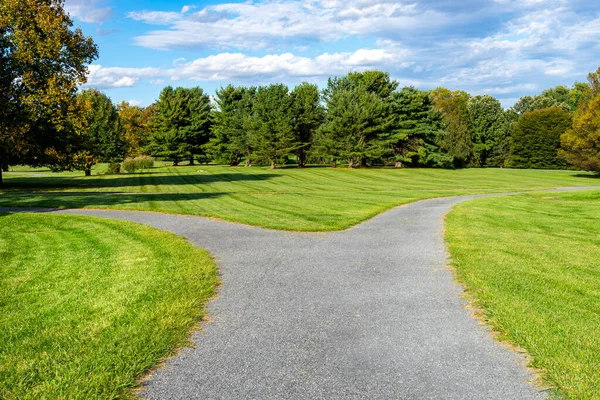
[
  {"x1": 573, "y1": 173, "x2": 600, "y2": 179},
  {"x1": 0, "y1": 192, "x2": 225, "y2": 213},
  {"x1": 1, "y1": 172, "x2": 280, "y2": 191}
]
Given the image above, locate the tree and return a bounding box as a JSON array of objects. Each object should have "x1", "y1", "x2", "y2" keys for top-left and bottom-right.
[
  {"x1": 76, "y1": 89, "x2": 125, "y2": 175},
  {"x1": 117, "y1": 102, "x2": 151, "y2": 157},
  {"x1": 389, "y1": 87, "x2": 448, "y2": 167},
  {"x1": 0, "y1": 0, "x2": 98, "y2": 184},
  {"x1": 318, "y1": 86, "x2": 389, "y2": 168},
  {"x1": 431, "y1": 88, "x2": 473, "y2": 168},
  {"x1": 508, "y1": 107, "x2": 572, "y2": 169},
  {"x1": 209, "y1": 85, "x2": 256, "y2": 166},
  {"x1": 559, "y1": 67, "x2": 600, "y2": 172},
  {"x1": 148, "y1": 86, "x2": 212, "y2": 165},
  {"x1": 467, "y1": 95, "x2": 510, "y2": 167},
  {"x1": 250, "y1": 84, "x2": 296, "y2": 169},
  {"x1": 290, "y1": 83, "x2": 325, "y2": 167}
]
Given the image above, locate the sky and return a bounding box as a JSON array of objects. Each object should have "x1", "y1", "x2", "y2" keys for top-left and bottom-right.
[{"x1": 64, "y1": 0, "x2": 600, "y2": 108}]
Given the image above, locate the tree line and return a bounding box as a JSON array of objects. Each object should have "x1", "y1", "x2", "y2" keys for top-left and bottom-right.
[
  {"x1": 2, "y1": 0, "x2": 600, "y2": 186},
  {"x1": 66, "y1": 68, "x2": 600, "y2": 174}
]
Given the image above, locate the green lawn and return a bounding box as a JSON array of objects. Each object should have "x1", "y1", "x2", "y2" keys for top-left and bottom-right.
[
  {"x1": 446, "y1": 190, "x2": 600, "y2": 399},
  {"x1": 0, "y1": 213, "x2": 219, "y2": 399},
  {"x1": 1, "y1": 164, "x2": 598, "y2": 231}
]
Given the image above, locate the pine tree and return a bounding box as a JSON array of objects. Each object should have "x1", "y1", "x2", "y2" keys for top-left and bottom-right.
[{"x1": 290, "y1": 83, "x2": 325, "y2": 167}]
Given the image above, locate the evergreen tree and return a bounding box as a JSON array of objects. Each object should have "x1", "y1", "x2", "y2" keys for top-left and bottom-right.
[
  {"x1": 251, "y1": 84, "x2": 296, "y2": 169},
  {"x1": 389, "y1": 87, "x2": 449, "y2": 167},
  {"x1": 148, "y1": 86, "x2": 212, "y2": 165},
  {"x1": 318, "y1": 86, "x2": 389, "y2": 168},
  {"x1": 209, "y1": 85, "x2": 256, "y2": 166},
  {"x1": 290, "y1": 83, "x2": 325, "y2": 167}
]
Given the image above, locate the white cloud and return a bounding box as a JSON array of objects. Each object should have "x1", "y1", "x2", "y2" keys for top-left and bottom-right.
[
  {"x1": 127, "y1": 100, "x2": 142, "y2": 106},
  {"x1": 127, "y1": 0, "x2": 449, "y2": 50},
  {"x1": 84, "y1": 47, "x2": 411, "y2": 88},
  {"x1": 64, "y1": 0, "x2": 113, "y2": 24}
]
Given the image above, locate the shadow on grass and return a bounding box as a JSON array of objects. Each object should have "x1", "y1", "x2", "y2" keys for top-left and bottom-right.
[
  {"x1": 0, "y1": 192, "x2": 225, "y2": 212},
  {"x1": 0, "y1": 172, "x2": 280, "y2": 192},
  {"x1": 573, "y1": 173, "x2": 600, "y2": 179}
]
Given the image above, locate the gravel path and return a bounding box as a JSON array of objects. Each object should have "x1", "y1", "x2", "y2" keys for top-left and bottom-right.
[{"x1": 7, "y1": 189, "x2": 597, "y2": 399}]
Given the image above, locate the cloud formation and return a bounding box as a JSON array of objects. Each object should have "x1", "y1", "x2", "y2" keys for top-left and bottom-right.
[{"x1": 65, "y1": 0, "x2": 114, "y2": 24}]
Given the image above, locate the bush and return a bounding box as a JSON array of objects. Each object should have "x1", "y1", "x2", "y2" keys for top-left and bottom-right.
[
  {"x1": 106, "y1": 162, "x2": 121, "y2": 174},
  {"x1": 122, "y1": 156, "x2": 154, "y2": 173}
]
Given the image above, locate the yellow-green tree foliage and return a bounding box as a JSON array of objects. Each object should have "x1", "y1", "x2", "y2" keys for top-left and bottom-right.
[
  {"x1": 0, "y1": 0, "x2": 97, "y2": 182},
  {"x1": 559, "y1": 68, "x2": 600, "y2": 172}
]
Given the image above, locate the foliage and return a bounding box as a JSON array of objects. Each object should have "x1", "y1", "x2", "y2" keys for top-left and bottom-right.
[
  {"x1": 0, "y1": 0, "x2": 97, "y2": 184},
  {"x1": 208, "y1": 85, "x2": 256, "y2": 166},
  {"x1": 250, "y1": 84, "x2": 297, "y2": 168},
  {"x1": 117, "y1": 101, "x2": 152, "y2": 157},
  {"x1": 389, "y1": 87, "x2": 448, "y2": 167},
  {"x1": 318, "y1": 85, "x2": 390, "y2": 167},
  {"x1": 77, "y1": 89, "x2": 126, "y2": 174},
  {"x1": 0, "y1": 213, "x2": 218, "y2": 399},
  {"x1": 431, "y1": 88, "x2": 473, "y2": 167},
  {"x1": 559, "y1": 67, "x2": 600, "y2": 172},
  {"x1": 447, "y1": 191, "x2": 600, "y2": 398},
  {"x1": 467, "y1": 95, "x2": 510, "y2": 167},
  {"x1": 148, "y1": 86, "x2": 212, "y2": 165},
  {"x1": 508, "y1": 107, "x2": 572, "y2": 169},
  {"x1": 121, "y1": 155, "x2": 154, "y2": 173},
  {"x1": 106, "y1": 162, "x2": 121, "y2": 174},
  {"x1": 290, "y1": 83, "x2": 325, "y2": 167}
]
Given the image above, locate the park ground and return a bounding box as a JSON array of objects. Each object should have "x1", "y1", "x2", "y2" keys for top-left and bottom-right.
[{"x1": 0, "y1": 165, "x2": 599, "y2": 398}]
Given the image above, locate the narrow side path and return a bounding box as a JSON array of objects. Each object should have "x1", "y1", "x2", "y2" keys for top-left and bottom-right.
[{"x1": 5, "y1": 187, "x2": 598, "y2": 399}]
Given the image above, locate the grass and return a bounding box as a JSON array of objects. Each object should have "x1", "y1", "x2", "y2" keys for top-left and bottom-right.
[
  {"x1": 0, "y1": 213, "x2": 219, "y2": 399},
  {"x1": 445, "y1": 190, "x2": 600, "y2": 399},
  {"x1": 1, "y1": 164, "x2": 598, "y2": 231}
]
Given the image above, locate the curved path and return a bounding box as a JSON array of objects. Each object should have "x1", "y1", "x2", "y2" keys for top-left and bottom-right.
[{"x1": 5, "y1": 187, "x2": 598, "y2": 399}]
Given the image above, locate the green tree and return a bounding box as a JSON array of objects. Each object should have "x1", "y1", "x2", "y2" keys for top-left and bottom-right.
[
  {"x1": 209, "y1": 85, "x2": 256, "y2": 166},
  {"x1": 508, "y1": 107, "x2": 572, "y2": 169},
  {"x1": 76, "y1": 89, "x2": 125, "y2": 175},
  {"x1": 148, "y1": 86, "x2": 212, "y2": 165},
  {"x1": 389, "y1": 87, "x2": 448, "y2": 167},
  {"x1": 290, "y1": 83, "x2": 325, "y2": 167},
  {"x1": 0, "y1": 0, "x2": 97, "y2": 184},
  {"x1": 250, "y1": 84, "x2": 296, "y2": 169},
  {"x1": 318, "y1": 86, "x2": 389, "y2": 168},
  {"x1": 467, "y1": 95, "x2": 510, "y2": 167},
  {"x1": 431, "y1": 88, "x2": 473, "y2": 168},
  {"x1": 559, "y1": 67, "x2": 600, "y2": 172}
]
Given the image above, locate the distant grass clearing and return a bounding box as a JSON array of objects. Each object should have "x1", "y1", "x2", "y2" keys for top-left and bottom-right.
[
  {"x1": 446, "y1": 190, "x2": 600, "y2": 399},
  {"x1": 0, "y1": 213, "x2": 218, "y2": 399},
  {"x1": 1, "y1": 164, "x2": 598, "y2": 231}
]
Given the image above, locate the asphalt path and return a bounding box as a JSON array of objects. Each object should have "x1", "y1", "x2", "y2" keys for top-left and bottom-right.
[{"x1": 6, "y1": 188, "x2": 597, "y2": 399}]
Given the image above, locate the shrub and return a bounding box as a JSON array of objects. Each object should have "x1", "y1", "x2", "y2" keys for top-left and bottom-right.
[
  {"x1": 106, "y1": 162, "x2": 121, "y2": 174},
  {"x1": 122, "y1": 156, "x2": 154, "y2": 173}
]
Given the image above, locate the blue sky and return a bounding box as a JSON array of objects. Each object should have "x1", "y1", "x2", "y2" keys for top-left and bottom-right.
[{"x1": 64, "y1": 0, "x2": 600, "y2": 108}]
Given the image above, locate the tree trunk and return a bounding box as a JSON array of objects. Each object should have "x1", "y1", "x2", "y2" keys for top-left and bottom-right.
[
  {"x1": 189, "y1": 155, "x2": 195, "y2": 165},
  {"x1": 394, "y1": 161, "x2": 403, "y2": 168},
  {"x1": 1, "y1": 164, "x2": 8, "y2": 172},
  {"x1": 0, "y1": 165, "x2": 3, "y2": 186},
  {"x1": 348, "y1": 159, "x2": 354, "y2": 168},
  {"x1": 173, "y1": 161, "x2": 179, "y2": 166},
  {"x1": 332, "y1": 160, "x2": 337, "y2": 168},
  {"x1": 297, "y1": 155, "x2": 305, "y2": 168},
  {"x1": 85, "y1": 169, "x2": 91, "y2": 177},
  {"x1": 270, "y1": 160, "x2": 276, "y2": 169},
  {"x1": 244, "y1": 158, "x2": 251, "y2": 167},
  {"x1": 361, "y1": 157, "x2": 367, "y2": 167}
]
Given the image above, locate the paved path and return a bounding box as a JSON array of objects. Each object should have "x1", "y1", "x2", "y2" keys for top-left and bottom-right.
[{"x1": 7, "y1": 189, "x2": 597, "y2": 399}]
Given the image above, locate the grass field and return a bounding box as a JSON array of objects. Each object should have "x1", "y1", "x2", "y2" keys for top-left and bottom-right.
[
  {"x1": 446, "y1": 190, "x2": 600, "y2": 399},
  {"x1": 0, "y1": 213, "x2": 219, "y2": 399},
  {"x1": 1, "y1": 164, "x2": 598, "y2": 231}
]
